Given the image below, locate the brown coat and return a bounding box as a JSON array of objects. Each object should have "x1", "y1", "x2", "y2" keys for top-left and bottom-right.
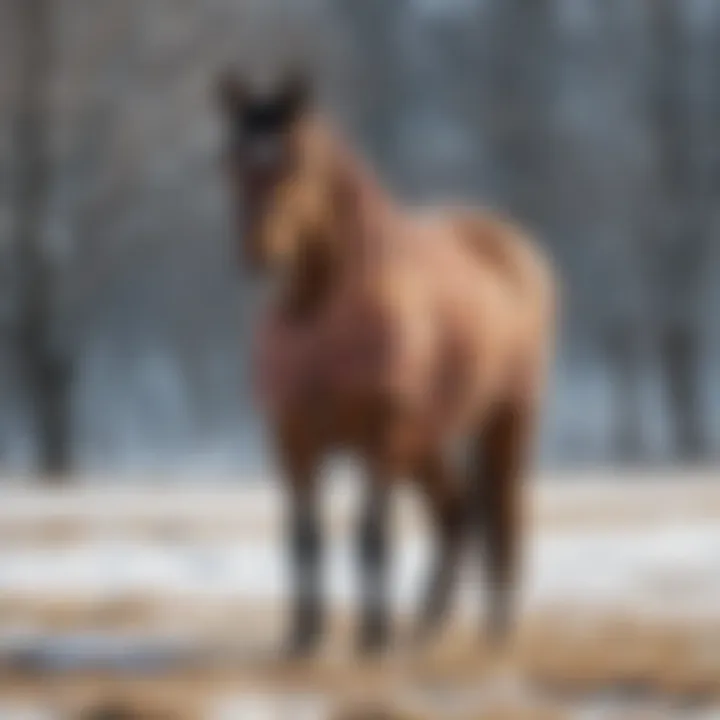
[
  {"x1": 218, "y1": 76, "x2": 557, "y2": 646},
  {"x1": 254, "y1": 147, "x2": 555, "y2": 472}
]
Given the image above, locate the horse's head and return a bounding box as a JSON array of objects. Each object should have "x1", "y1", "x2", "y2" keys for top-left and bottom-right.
[{"x1": 217, "y1": 69, "x2": 333, "y2": 275}]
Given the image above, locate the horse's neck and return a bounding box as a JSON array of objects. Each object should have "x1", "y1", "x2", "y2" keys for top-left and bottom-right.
[
  {"x1": 331, "y1": 140, "x2": 398, "y2": 264},
  {"x1": 280, "y1": 138, "x2": 395, "y2": 322},
  {"x1": 280, "y1": 234, "x2": 337, "y2": 321}
]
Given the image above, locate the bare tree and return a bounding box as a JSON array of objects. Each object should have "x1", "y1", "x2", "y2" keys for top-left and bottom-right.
[
  {"x1": 0, "y1": 0, "x2": 715, "y2": 469},
  {"x1": 484, "y1": 0, "x2": 556, "y2": 228},
  {"x1": 12, "y1": 0, "x2": 72, "y2": 478},
  {"x1": 647, "y1": 0, "x2": 710, "y2": 460},
  {"x1": 332, "y1": 0, "x2": 407, "y2": 180},
  {"x1": 600, "y1": 0, "x2": 651, "y2": 462}
]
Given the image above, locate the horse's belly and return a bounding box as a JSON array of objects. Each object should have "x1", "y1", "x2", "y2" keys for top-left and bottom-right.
[
  {"x1": 260, "y1": 350, "x2": 436, "y2": 468},
  {"x1": 255, "y1": 326, "x2": 416, "y2": 418}
]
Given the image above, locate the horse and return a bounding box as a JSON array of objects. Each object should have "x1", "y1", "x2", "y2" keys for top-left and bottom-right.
[{"x1": 216, "y1": 70, "x2": 557, "y2": 656}]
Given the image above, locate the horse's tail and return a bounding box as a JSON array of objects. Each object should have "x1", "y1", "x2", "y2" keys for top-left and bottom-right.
[{"x1": 471, "y1": 398, "x2": 534, "y2": 644}]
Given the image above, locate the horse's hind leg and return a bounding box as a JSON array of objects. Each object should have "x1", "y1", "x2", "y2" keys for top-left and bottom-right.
[
  {"x1": 413, "y1": 451, "x2": 468, "y2": 642},
  {"x1": 475, "y1": 400, "x2": 535, "y2": 645}
]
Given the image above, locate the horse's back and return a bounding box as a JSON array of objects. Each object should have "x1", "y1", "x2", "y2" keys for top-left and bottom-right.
[{"x1": 418, "y1": 207, "x2": 554, "y2": 314}]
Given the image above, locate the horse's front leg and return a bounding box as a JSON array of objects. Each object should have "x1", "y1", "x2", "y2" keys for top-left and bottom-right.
[
  {"x1": 278, "y1": 426, "x2": 324, "y2": 658},
  {"x1": 357, "y1": 468, "x2": 392, "y2": 654}
]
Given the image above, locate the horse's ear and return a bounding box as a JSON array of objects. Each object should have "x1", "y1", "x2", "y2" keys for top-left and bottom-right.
[{"x1": 216, "y1": 69, "x2": 247, "y2": 116}]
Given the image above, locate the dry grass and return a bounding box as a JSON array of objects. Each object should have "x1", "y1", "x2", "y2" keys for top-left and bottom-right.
[
  {"x1": 1, "y1": 609, "x2": 719, "y2": 718},
  {"x1": 3, "y1": 597, "x2": 720, "y2": 697},
  {"x1": 2, "y1": 476, "x2": 720, "y2": 717}
]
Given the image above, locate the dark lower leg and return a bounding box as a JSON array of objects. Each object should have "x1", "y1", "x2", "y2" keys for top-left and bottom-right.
[
  {"x1": 479, "y1": 405, "x2": 529, "y2": 645},
  {"x1": 357, "y1": 485, "x2": 390, "y2": 653},
  {"x1": 418, "y1": 511, "x2": 465, "y2": 636},
  {"x1": 485, "y1": 537, "x2": 515, "y2": 644},
  {"x1": 416, "y1": 458, "x2": 467, "y2": 639},
  {"x1": 288, "y1": 491, "x2": 323, "y2": 655}
]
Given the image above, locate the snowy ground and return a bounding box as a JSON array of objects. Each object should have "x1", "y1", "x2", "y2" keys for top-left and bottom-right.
[{"x1": 0, "y1": 470, "x2": 719, "y2": 719}]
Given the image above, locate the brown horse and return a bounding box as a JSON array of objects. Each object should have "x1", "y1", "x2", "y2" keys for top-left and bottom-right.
[{"x1": 217, "y1": 71, "x2": 556, "y2": 655}]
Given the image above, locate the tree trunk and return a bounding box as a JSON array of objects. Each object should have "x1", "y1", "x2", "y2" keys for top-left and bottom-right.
[
  {"x1": 648, "y1": 0, "x2": 707, "y2": 462},
  {"x1": 485, "y1": 0, "x2": 555, "y2": 227},
  {"x1": 605, "y1": 323, "x2": 646, "y2": 463},
  {"x1": 659, "y1": 322, "x2": 704, "y2": 462},
  {"x1": 13, "y1": 0, "x2": 73, "y2": 480},
  {"x1": 333, "y1": 0, "x2": 406, "y2": 179}
]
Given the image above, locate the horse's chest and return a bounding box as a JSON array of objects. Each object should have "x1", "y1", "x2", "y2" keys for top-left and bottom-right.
[{"x1": 255, "y1": 311, "x2": 412, "y2": 430}]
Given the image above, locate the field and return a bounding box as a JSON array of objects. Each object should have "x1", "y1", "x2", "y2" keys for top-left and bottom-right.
[{"x1": 0, "y1": 469, "x2": 719, "y2": 719}]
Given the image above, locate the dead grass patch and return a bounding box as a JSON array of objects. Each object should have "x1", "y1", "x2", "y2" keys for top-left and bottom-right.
[{"x1": 1, "y1": 609, "x2": 720, "y2": 718}]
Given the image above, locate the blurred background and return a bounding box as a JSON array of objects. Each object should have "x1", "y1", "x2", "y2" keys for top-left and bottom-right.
[
  {"x1": 1, "y1": 0, "x2": 718, "y2": 479},
  {"x1": 1, "y1": 1, "x2": 720, "y2": 717}
]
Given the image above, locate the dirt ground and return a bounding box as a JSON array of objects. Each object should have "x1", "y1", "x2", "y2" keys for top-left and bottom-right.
[{"x1": 1, "y1": 471, "x2": 719, "y2": 719}]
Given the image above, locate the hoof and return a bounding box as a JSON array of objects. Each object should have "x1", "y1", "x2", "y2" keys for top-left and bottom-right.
[{"x1": 283, "y1": 627, "x2": 321, "y2": 661}]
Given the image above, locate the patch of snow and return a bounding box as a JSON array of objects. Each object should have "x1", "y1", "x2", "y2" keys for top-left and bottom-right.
[
  {"x1": 2, "y1": 519, "x2": 720, "y2": 622},
  {"x1": 526, "y1": 523, "x2": 720, "y2": 618}
]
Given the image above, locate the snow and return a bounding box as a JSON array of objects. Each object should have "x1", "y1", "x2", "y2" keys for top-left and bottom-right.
[
  {"x1": 1, "y1": 480, "x2": 719, "y2": 622},
  {"x1": 2, "y1": 479, "x2": 720, "y2": 718},
  {"x1": 527, "y1": 522, "x2": 720, "y2": 618}
]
